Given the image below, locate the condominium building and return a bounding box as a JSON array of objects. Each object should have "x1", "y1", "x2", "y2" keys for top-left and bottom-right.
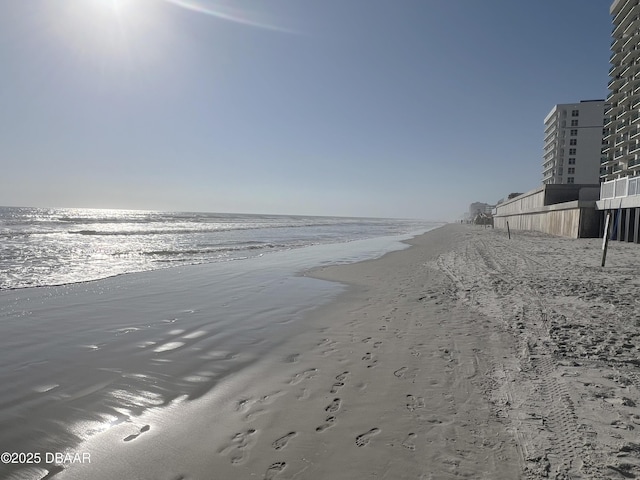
[
  {"x1": 542, "y1": 100, "x2": 607, "y2": 185},
  {"x1": 596, "y1": 0, "x2": 640, "y2": 242},
  {"x1": 603, "y1": 0, "x2": 640, "y2": 184}
]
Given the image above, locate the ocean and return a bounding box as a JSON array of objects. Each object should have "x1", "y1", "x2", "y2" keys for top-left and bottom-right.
[
  {"x1": 0, "y1": 207, "x2": 442, "y2": 478},
  {"x1": 0, "y1": 206, "x2": 440, "y2": 290}
]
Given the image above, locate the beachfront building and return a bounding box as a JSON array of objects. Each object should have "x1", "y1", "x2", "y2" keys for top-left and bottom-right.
[
  {"x1": 603, "y1": 0, "x2": 640, "y2": 186},
  {"x1": 597, "y1": 0, "x2": 640, "y2": 242},
  {"x1": 542, "y1": 100, "x2": 607, "y2": 185},
  {"x1": 468, "y1": 202, "x2": 494, "y2": 217}
]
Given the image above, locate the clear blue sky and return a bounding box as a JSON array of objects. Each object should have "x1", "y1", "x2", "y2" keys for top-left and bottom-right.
[{"x1": 0, "y1": 0, "x2": 612, "y2": 219}]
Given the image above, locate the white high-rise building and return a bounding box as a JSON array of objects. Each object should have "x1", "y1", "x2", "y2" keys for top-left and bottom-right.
[
  {"x1": 542, "y1": 100, "x2": 607, "y2": 185},
  {"x1": 603, "y1": 0, "x2": 640, "y2": 183}
]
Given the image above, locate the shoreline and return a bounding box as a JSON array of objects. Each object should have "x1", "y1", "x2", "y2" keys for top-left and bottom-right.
[
  {"x1": 0, "y1": 227, "x2": 437, "y2": 480},
  {"x1": 56, "y1": 224, "x2": 522, "y2": 480}
]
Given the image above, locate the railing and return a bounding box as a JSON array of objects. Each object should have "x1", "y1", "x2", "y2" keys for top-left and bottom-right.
[
  {"x1": 600, "y1": 176, "x2": 640, "y2": 199},
  {"x1": 629, "y1": 158, "x2": 640, "y2": 168}
]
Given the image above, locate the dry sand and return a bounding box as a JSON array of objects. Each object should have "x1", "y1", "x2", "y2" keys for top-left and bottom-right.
[{"x1": 53, "y1": 224, "x2": 640, "y2": 479}]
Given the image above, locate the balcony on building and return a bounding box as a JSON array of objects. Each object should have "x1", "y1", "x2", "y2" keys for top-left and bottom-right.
[
  {"x1": 605, "y1": 114, "x2": 617, "y2": 128},
  {"x1": 609, "y1": 100, "x2": 623, "y2": 115},
  {"x1": 614, "y1": 4, "x2": 638, "y2": 33},
  {"x1": 610, "y1": 62, "x2": 624, "y2": 78},
  {"x1": 600, "y1": 166, "x2": 614, "y2": 180},
  {"x1": 602, "y1": 155, "x2": 614, "y2": 165},
  {"x1": 543, "y1": 122, "x2": 557, "y2": 137},
  {"x1": 543, "y1": 129, "x2": 557, "y2": 144},
  {"x1": 624, "y1": 14, "x2": 640, "y2": 36},
  {"x1": 617, "y1": 117, "x2": 630, "y2": 131},
  {"x1": 609, "y1": 74, "x2": 626, "y2": 90},
  {"x1": 611, "y1": 46, "x2": 624, "y2": 65},
  {"x1": 613, "y1": 0, "x2": 635, "y2": 24}
]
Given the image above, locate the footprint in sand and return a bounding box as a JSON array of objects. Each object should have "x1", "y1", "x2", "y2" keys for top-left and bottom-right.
[
  {"x1": 330, "y1": 371, "x2": 350, "y2": 393},
  {"x1": 236, "y1": 398, "x2": 252, "y2": 412},
  {"x1": 289, "y1": 368, "x2": 318, "y2": 385},
  {"x1": 402, "y1": 433, "x2": 417, "y2": 451},
  {"x1": 297, "y1": 388, "x2": 310, "y2": 400},
  {"x1": 272, "y1": 432, "x2": 297, "y2": 450},
  {"x1": 264, "y1": 461, "x2": 287, "y2": 480},
  {"x1": 362, "y1": 353, "x2": 377, "y2": 368},
  {"x1": 355, "y1": 428, "x2": 381, "y2": 447},
  {"x1": 406, "y1": 395, "x2": 425, "y2": 411},
  {"x1": 373, "y1": 341, "x2": 383, "y2": 349},
  {"x1": 362, "y1": 337, "x2": 372, "y2": 343},
  {"x1": 325, "y1": 398, "x2": 342, "y2": 413},
  {"x1": 123, "y1": 424, "x2": 150, "y2": 442},
  {"x1": 330, "y1": 382, "x2": 344, "y2": 394},
  {"x1": 245, "y1": 409, "x2": 266, "y2": 421},
  {"x1": 316, "y1": 416, "x2": 336, "y2": 432},
  {"x1": 219, "y1": 429, "x2": 257, "y2": 464},
  {"x1": 394, "y1": 367, "x2": 408, "y2": 378},
  {"x1": 285, "y1": 353, "x2": 300, "y2": 363}
]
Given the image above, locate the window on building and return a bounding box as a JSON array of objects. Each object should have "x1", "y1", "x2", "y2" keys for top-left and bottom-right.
[
  {"x1": 568, "y1": 158, "x2": 576, "y2": 165},
  {"x1": 569, "y1": 148, "x2": 577, "y2": 155},
  {"x1": 567, "y1": 177, "x2": 575, "y2": 184},
  {"x1": 570, "y1": 129, "x2": 578, "y2": 136},
  {"x1": 571, "y1": 110, "x2": 579, "y2": 117},
  {"x1": 568, "y1": 167, "x2": 575, "y2": 174},
  {"x1": 571, "y1": 120, "x2": 579, "y2": 126},
  {"x1": 570, "y1": 139, "x2": 577, "y2": 145}
]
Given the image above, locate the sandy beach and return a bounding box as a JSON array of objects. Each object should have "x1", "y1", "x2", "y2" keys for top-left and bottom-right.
[{"x1": 4, "y1": 223, "x2": 640, "y2": 479}]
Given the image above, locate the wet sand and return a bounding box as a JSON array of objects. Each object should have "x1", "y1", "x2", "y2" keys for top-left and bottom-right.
[{"x1": 5, "y1": 224, "x2": 640, "y2": 479}]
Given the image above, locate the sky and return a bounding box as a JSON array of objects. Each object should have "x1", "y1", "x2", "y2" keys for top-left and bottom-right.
[{"x1": 0, "y1": 0, "x2": 614, "y2": 220}]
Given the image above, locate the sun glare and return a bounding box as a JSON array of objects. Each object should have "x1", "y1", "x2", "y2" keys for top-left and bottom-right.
[
  {"x1": 94, "y1": 0, "x2": 132, "y2": 13},
  {"x1": 47, "y1": 0, "x2": 156, "y2": 65},
  {"x1": 45, "y1": 0, "x2": 294, "y2": 74},
  {"x1": 161, "y1": 0, "x2": 297, "y2": 34}
]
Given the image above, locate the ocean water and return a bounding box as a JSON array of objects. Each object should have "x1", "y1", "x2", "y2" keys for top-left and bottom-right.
[
  {"x1": 0, "y1": 207, "x2": 439, "y2": 290},
  {"x1": 0, "y1": 209, "x2": 443, "y2": 478}
]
